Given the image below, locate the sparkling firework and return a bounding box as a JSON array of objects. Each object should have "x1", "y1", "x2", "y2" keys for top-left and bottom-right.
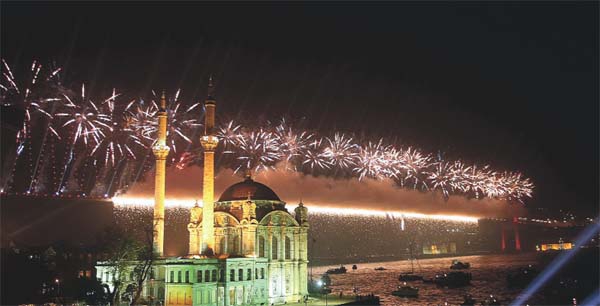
[
  {"x1": 401, "y1": 147, "x2": 432, "y2": 190},
  {"x1": 353, "y1": 140, "x2": 387, "y2": 180},
  {"x1": 3, "y1": 76, "x2": 534, "y2": 201},
  {"x1": 209, "y1": 121, "x2": 533, "y2": 202},
  {"x1": 323, "y1": 133, "x2": 358, "y2": 169},
  {"x1": 55, "y1": 85, "x2": 116, "y2": 147},
  {"x1": 90, "y1": 94, "x2": 147, "y2": 166},
  {"x1": 125, "y1": 98, "x2": 157, "y2": 144},
  {"x1": 235, "y1": 129, "x2": 280, "y2": 173},
  {"x1": 1, "y1": 59, "x2": 62, "y2": 152},
  {"x1": 301, "y1": 139, "x2": 331, "y2": 170},
  {"x1": 274, "y1": 120, "x2": 314, "y2": 167},
  {"x1": 140, "y1": 90, "x2": 201, "y2": 154},
  {"x1": 217, "y1": 120, "x2": 242, "y2": 150}
]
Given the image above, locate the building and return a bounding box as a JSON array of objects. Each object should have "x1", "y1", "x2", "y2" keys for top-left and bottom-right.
[
  {"x1": 422, "y1": 242, "x2": 457, "y2": 255},
  {"x1": 97, "y1": 79, "x2": 309, "y2": 306}
]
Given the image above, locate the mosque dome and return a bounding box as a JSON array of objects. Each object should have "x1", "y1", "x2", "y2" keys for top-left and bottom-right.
[{"x1": 218, "y1": 176, "x2": 281, "y2": 202}]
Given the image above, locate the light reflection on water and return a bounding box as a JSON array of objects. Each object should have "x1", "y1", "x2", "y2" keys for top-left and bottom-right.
[{"x1": 312, "y1": 253, "x2": 538, "y2": 306}]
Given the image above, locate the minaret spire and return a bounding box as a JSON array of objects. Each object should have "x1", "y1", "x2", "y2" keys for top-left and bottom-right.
[
  {"x1": 200, "y1": 77, "x2": 219, "y2": 255},
  {"x1": 160, "y1": 90, "x2": 167, "y2": 110},
  {"x1": 207, "y1": 75, "x2": 215, "y2": 99},
  {"x1": 152, "y1": 90, "x2": 170, "y2": 257}
]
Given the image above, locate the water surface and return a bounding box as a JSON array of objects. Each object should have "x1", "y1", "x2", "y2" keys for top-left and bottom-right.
[{"x1": 312, "y1": 254, "x2": 539, "y2": 305}]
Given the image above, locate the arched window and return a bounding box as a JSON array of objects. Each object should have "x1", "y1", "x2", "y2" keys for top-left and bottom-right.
[
  {"x1": 259, "y1": 236, "x2": 266, "y2": 258},
  {"x1": 285, "y1": 236, "x2": 291, "y2": 260},
  {"x1": 197, "y1": 270, "x2": 203, "y2": 283},
  {"x1": 211, "y1": 270, "x2": 217, "y2": 282},
  {"x1": 204, "y1": 270, "x2": 210, "y2": 282},
  {"x1": 272, "y1": 237, "x2": 279, "y2": 260},
  {"x1": 238, "y1": 269, "x2": 243, "y2": 281}
]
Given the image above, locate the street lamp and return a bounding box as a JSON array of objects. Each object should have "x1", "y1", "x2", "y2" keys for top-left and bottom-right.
[{"x1": 55, "y1": 278, "x2": 60, "y2": 298}]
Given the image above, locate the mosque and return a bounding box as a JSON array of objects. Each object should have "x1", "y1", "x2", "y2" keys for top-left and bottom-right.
[{"x1": 97, "y1": 80, "x2": 309, "y2": 306}]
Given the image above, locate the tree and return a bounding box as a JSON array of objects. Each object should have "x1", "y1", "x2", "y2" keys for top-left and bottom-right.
[
  {"x1": 98, "y1": 219, "x2": 158, "y2": 306},
  {"x1": 99, "y1": 226, "x2": 140, "y2": 306},
  {"x1": 129, "y1": 220, "x2": 158, "y2": 306}
]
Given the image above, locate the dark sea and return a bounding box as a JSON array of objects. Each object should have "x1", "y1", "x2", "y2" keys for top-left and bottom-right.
[{"x1": 313, "y1": 253, "x2": 547, "y2": 306}]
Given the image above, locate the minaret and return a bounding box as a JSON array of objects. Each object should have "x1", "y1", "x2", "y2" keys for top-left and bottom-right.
[
  {"x1": 200, "y1": 77, "x2": 219, "y2": 255},
  {"x1": 153, "y1": 92, "x2": 170, "y2": 257}
]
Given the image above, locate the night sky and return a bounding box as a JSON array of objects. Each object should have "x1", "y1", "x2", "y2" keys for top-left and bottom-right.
[{"x1": 2, "y1": 2, "x2": 598, "y2": 215}]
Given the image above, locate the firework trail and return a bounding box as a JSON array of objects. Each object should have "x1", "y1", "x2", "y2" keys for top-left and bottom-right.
[
  {"x1": 125, "y1": 98, "x2": 158, "y2": 144},
  {"x1": 134, "y1": 90, "x2": 202, "y2": 154},
  {"x1": 302, "y1": 138, "x2": 331, "y2": 171},
  {"x1": 323, "y1": 133, "x2": 358, "y2": 170},
  {"x1": 3, "y1": 77, "x2": 534, "y2": 202},
  {"x1": 235, "y1": 129, "x2": 280, "y2": 174},
  {"x1": 53, "y1": 85, "x2": 119, "y2": 194},
  {"x1": 90, "y1": 92, "x2": 146, "y2": 167},
  {"x1": 274, "y1": 119, "x2": 314, "y2": 170},
  {"x1": 1, "y1": 59, "x2": 62, "y2": 148},
  {"x1": 218, "y1": 120, "x2": 242, "y2": 148},
  {"x1": 205, "y1": 118, "x2": 531, "y2": 201},
  {"x1": 1, "y1": 59, "x2": 63, "y2": 192}
]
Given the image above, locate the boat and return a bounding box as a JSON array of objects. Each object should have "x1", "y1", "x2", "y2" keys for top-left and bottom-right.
[
  {"x1": 433, "y1": 271, "x2": 472, "y2": 287},
  {"x1": 326, "y1": 265, "x2": 347, "y2": 274},
  {"x1": 321, "y1": 274, "x2": 332, "y2": 286},
  {"x1": 399, "y1": 241, "x2": 424, "y2": 281},
  {"x1": 398, "y1": 272, "x2": 423, "y2": 281},
  {"x1": 481, "y1": 295, "x2": 501, "y2": 305},
  {"x1": 374, "y1": 267, "x2": 387, "y2": 271},
  {"x1": 391, "y1": 283, "x2": 419, "y2": 297},
  {"x1": 460, "y1": 294, "x2": 476, "y2": 306},
  {"x1": 506, "y1": 265, "x2": 538, "y2": 288},
  {"x1": 450, "y1": 259, "x2": 471, "y2": 270}
]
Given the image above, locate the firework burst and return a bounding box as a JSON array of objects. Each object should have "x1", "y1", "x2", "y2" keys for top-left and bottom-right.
[
  {"x1": 235, "y1": 129, "x2": 280, "y2": 174},
  {"x1": 322, "y1": 133, "x2": 358, "y2": 170},
  {"x1": 274, "y1": 120, "x2": 314, "y2": 169},
  {"x1": 1, "y1": 59, "x2": 62, "y2": 152},
  {"x1": 54, "y1": 84, "x2": 114, "y2": 147},
  {"x1": 90, "y1": 94, "x2": 147, "y2": 166},
  {"x1": 400, "y1": 147, "x2": 432, "y2": 190},
  {"x1": 353, "y1": 140, "x2": 387, "y2": 180},
  {"x1": 218, "y1": 120, "x2": 243, "y2": 151},
  {"x1": 143, "y1": 91, "x2": 201, "y2": 154},
  {"x1": 301, "y1": 139, "x2": 331, "y2": 171},
  {"x1": 125, "y1": 99, "x2": 158, "y2": 144},
  {"x1": 3, "y1": 73, "x2": 534, "y2": 201}
]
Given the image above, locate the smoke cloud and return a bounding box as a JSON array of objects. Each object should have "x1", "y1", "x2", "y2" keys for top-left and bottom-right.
[{"x1": 122, "y1": 164, "x2": 523, "y2": 218}]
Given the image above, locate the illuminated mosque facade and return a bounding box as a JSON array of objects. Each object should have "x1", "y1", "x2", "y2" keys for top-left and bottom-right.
[{"x1": 97, "y1": 80, "x2": 309, "y2": 306}]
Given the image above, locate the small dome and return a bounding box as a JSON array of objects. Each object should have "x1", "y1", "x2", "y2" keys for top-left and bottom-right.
[{"x1": 218, "y1": 177, "x2": 281, "y2": 202}]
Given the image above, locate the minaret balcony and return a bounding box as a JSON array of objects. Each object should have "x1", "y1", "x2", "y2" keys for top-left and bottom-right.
[
  {"x1": 200, "y1": 135, "x2": 219, "y2": 151},
  {"x1": 152, "y1": 144, "x2": 170, "y2": 159}
]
